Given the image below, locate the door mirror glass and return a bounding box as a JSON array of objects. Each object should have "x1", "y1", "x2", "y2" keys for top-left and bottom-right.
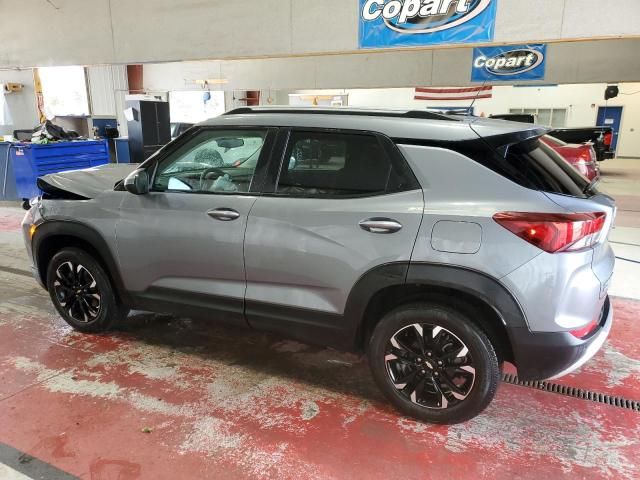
[{"x1": 124, "y1": 168, "x2": 150, "y2": 195}]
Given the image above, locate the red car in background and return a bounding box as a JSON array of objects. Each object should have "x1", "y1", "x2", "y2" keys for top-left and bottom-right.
[{"x1": 541, "y1": 135, "x2": 600, "y2": 182}]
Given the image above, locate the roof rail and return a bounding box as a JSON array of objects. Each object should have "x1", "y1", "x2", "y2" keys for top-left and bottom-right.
[{"x1": 223, "y1": 107, "x2": 458, "y2": 122}]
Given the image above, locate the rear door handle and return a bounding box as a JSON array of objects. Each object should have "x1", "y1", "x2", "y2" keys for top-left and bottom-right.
[
  {"x1": 207, "y1": 208, "x2": 240, "y2": 221},
  {"x1": 359, "y1": 218, "x2": 403, "y2": 234}
]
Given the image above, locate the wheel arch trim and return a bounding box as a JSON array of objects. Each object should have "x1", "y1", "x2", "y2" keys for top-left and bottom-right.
[
  {"x1": 344, "y1": 262, "x2": 528, "y2": 348},
  {"x1": 32, "y1": 220, "x2": 130, "y2": 304}
]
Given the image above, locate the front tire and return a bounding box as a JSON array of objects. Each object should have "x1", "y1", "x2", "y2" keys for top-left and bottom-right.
[
  {"x1": 368, "y1": 302, "x2": 499, "y2": 424},
  {"x1": 46, "y1": 248, "x2": 127, "y2": 333}
]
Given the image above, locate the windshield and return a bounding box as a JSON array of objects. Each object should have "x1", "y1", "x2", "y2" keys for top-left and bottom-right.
[{"x1": 163, "y1": 136, "x2": 263, "y2": 175}]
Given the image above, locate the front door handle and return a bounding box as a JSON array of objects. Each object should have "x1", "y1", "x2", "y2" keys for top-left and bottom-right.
[
  {"x1": 207, "y1": 208, "x2": 240, "y2": 221},
  {"x1": 359, "y1": 218, "x2": 403, "y2": 234}
]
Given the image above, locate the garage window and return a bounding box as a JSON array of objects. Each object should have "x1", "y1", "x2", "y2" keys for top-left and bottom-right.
[
  {"x1": 276, "y1": 131, "x2": 414, "y2": 197},
  {"x1": 38, "y1": 66, "x2": 90, "y2": 118},
  {"x1": 509, "y1": 108, "x2": 567, "y2": 128}
]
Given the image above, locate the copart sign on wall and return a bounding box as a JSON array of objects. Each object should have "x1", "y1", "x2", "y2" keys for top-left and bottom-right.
[
  {"x1": 471, "y1": 44, "x2": 547, "y2": 81},
  {"x1": 359, "y1": 0, "x2": 497, "y2": 48}
]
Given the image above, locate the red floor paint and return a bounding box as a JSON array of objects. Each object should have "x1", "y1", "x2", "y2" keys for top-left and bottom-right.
[
  {"x1": 1, "y1": 296, "x2": 639, "y2": 479},
  {"x1": 0, "y1": 211, "x2": 23, "y2": 231}
]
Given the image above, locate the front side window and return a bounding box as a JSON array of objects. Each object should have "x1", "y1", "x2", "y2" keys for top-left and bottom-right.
[
  {"x1": 276, "y1": 131, "x2": 411, "y2": 197},
  {"x1": 153, "y1": 129, "x2": 266, "y2": 193}
]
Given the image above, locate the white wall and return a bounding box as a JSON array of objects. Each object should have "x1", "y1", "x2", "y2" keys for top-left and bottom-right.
[
  {"x1": 483, "y1": 84, "x2": 640, "y2": 157},
  {"x1": 294, "y1": 84, "x2": 640, "y2": 157},
  {"x1": 0, "y1": 69, "x2": 39, "y2": 136}
]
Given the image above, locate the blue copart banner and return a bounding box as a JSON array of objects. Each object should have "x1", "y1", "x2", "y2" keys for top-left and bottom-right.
[
  {"x1": 471, "y1": 44, "x2": 547, "y2": 82},
  {"x1": 359, "y1": 0, "x2": 497, "y2": 49}
]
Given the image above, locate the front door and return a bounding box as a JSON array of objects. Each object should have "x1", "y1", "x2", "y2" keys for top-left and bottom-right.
[
  {"x1": 597, "y1": 106, "x2": 623, "y2": 152},
  {"x1": 243, "y1": 129, "x2": 424, "y2": 342},
  {"x1": 116, "y1": 127, "x2": 275, "y2": 326}
]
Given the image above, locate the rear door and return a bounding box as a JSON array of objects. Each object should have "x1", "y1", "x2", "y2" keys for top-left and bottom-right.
[{"x1": 243, "y1": 129, "x2": 424, "y2": 341}]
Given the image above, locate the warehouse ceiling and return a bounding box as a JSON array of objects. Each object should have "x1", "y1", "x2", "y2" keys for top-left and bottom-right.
[
  {"x1": 1, "y1": 0, "x2": 639, "y2": 69},
  {"x1": 141, "y1": 38, "x2": 640, "y2": 91}
]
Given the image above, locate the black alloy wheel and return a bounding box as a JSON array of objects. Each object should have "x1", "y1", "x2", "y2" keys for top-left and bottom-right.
[
  {"x1": 52, "y1": 261, "x2": 102, "y2": 323},
  {"x1": 368, "y1": 302, "x2": 499, "y2": 424},
  {"x1": 46, "y1": 248, "x2": 128, "y2": 333},
  {"x1": 385, "y1": 323, "x2": 475, "y2": 409}
]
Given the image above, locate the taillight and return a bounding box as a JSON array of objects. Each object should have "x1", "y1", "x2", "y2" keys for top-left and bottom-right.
[
  {"x1": 493, "y1": 212, "x2": 606, "y2": 253},
  {"x1": 575, "y1": 148, "x2": 595, "y2": 166},
  {"x1": 603, "y1": 132, "x2": 612, "y2": 147},
  {"x1": 569, "y1": 319, "x2": 599, "y2": 339}
]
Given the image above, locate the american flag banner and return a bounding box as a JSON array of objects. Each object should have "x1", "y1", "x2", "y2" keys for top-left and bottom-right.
[{"x1": 414, "y1": 86, "x2": 493, "y2": 101}]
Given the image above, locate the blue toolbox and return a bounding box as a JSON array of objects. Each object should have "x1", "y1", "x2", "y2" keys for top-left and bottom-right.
[{"x1": 11, "y1": 140, "x2": 110, "y2": 199}]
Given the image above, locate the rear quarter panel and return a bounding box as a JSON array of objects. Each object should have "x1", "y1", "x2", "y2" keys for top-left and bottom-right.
[{"x1": 399, "y1": 145, "x2": 564, "y2": 279}]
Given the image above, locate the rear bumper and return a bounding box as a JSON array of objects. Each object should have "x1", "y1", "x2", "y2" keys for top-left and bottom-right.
[
  {"x1": 508, "y1": 296, "x2": 612, "y2": 381},
  {"x1": 598, "y1": 151, "x2": 615, "y2": 161}
]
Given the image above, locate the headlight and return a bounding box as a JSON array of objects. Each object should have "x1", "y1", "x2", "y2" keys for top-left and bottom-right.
[{"x1": 22, "y1": 196, "x2": 41, "y2": 211}]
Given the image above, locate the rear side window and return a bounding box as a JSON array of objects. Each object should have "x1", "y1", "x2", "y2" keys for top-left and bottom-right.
[
  {"x1": 505, "y1": 139, "x2": 591, "y2": 197},
  {"x1": 276, "y1": 131, "x2": 417, "y2": 197}
]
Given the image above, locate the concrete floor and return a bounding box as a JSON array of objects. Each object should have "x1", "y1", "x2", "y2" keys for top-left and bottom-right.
[{"x1": 0, "y1": 158, "x2": 639, "y2": 479}]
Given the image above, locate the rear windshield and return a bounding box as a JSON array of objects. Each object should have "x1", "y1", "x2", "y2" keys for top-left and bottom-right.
[
  {"x1": 542, "y1": 135, "x2": 567, "y2": 147},
  {"x1": 505, "y1": 139, "x2": 591, "y2": 197}
]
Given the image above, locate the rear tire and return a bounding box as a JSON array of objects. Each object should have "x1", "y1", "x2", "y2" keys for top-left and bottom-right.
[
  {"x1": 46, "y1": 248, "x2": 128, "y2": 333},
  {"x1": 368, "y1": 302, "x2": 499, "y2": 424}
]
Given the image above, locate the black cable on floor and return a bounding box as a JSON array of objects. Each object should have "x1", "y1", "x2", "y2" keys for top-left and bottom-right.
[
  {"x1": 611, "y1": 241, "x2": 640, "y2": 248},
  {"x1": 616, "y1": 256, "x2": 640, "y2": 265}
]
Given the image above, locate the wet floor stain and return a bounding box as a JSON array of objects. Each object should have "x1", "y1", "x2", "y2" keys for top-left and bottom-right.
[{"x1": 89, "y1": 459, "x2": 142, "y2": 480}]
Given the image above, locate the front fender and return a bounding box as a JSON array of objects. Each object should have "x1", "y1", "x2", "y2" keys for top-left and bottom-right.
[{"x1": 32, "y1": 220, "x2": 130, "y2": 304}]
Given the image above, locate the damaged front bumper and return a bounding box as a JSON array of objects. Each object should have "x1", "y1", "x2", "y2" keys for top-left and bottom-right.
[{"x1": 21, "y1": 201, "x2": 46, "y2": 289}]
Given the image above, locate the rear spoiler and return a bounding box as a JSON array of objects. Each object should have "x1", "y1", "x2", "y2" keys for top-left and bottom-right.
[{"x1": 471, "y1": 126, "x2": 550, "y2": 158}]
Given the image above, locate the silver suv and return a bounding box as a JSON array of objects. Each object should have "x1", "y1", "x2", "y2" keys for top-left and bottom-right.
[{"x1": 22, "y1": 107, "x2": 615, "y2": 424}]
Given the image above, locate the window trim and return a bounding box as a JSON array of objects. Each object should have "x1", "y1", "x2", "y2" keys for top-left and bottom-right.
[
  {"x1": 146, "y1": 125, "x2": 278, "y2": 196},
  {"x1": 262, "y1": 127, "x2": 420, "y2": 200}
]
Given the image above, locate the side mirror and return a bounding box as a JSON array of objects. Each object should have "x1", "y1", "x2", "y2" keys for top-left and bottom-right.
[{"x1": 123, "y1": 169, "x2": 149, "y2": 195}]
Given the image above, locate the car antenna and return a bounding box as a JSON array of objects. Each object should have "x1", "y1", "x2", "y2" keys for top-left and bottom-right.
[{"x1": 468, "y1": 79, "x2": 489, "y2": 117}]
